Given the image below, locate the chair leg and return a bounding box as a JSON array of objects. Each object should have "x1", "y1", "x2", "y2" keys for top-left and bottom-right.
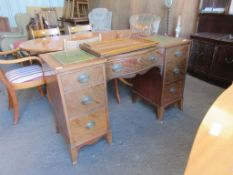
[
  {"x1": 8, "y1": 89, "x2": 19, "y2": 125},
  {"x1": 37, "y1": 86, "x2": 46, "y2": 97},
  {"x1": 113, "y1": 79, "x2": 120, "y2": 104},
  {"x1": 7, "y1": 89, "x2": 13, "y2": 109}
]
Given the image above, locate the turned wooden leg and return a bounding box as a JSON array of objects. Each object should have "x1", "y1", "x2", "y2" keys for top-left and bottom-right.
[
  {"x1": 156, "y1": 106, "x2": 164, "y2": 121},
  {"x1": 69, "y1": 147, "x2": 80, "y2": 165},
  {"x1": 37, "y1": 86, "x2": 46, "y2": 97},
  {"x1": 113, "y1": 79, "x2": 120, "y2": 104},
  {"x1": 177, "y1": 98, "x2": 184, "y2": 111},
  {"x1": 104, "y1": 130, "x2": 112, "y2": 144}
]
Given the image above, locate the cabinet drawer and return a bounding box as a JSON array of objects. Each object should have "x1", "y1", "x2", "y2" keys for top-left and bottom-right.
[
  {"x1": 164, "y1": 81, "x2": 183, "y2": 104},
  {"x1": 165, "y1": 58, "x2": 186, "y2": 83},
  {"x1": 60, "y1": 65, "x2": 104, "y2": 91},
  {"x1": 64, "y1": 84, "x2": 106, "y2": 119},
  {"x1": 166, "y1": 45, "x2": 189, "y2": 62},
  {"x1": 106, "y1": 48, "x2": 164, "y2": 80},
  {"x1": 70, "y1": 108, "x2": 108, "y2": 145}
]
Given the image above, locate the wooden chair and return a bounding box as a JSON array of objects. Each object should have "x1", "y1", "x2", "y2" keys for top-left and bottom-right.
[
  {"x1": 68, "y1": 24, "x2": 92, "y2": 35},
  {"x1": 0, "y1": 49, "x2": 46, "y2": 124},
  {"x1": 30, "y1": 27, "x2": 61, "y2": 39}
]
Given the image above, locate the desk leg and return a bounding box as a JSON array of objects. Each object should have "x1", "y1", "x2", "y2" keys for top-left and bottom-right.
[
  {"x1": 177, "y1": 98, "x2": 184, "y2": 111},
  {"x1": 69, "y1": 146, "x2": 79, "y2": 165},
  {"x1": 156, "y1": 106, "x2": 164, "y2": 121},
  {"x1": 113, "y1": 79, "x2": 120, "y2": 104}
]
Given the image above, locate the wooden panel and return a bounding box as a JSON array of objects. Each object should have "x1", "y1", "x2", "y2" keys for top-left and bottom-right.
[
  {"x1": 165, "y1": 57, "x2": 186, "y2": 83},
  {"x1": 61, "y1": 64, "x2": 104, "y2": 91},
  {"x1": 106, "y1": 48, "x2": 164, "y2": 80},
  {"x1": 70, "y1": 108, "x2": 108, "y2": 145},
  {"x1": 166, "y1": 45, "x2": 189, "y2": 62},
  {"x1": 163, "y1": 81, "x2": 183, "y2": 104},
  {"x1": 64, "y1": 84, "x2": 106, "y2": 119}
]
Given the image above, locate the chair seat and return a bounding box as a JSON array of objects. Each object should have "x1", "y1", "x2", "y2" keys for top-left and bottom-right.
[{"x1": 6, "y1": 65, "x2": 44, "y2": 84}]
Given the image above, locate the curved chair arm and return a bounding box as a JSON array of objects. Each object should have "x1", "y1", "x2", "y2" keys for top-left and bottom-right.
[
  {"x1": 0, "y1": 48, "x2": 19, "y2": 56},
  {"x1": 0, "y1": 56, "x2": 42, "y2": 65}
]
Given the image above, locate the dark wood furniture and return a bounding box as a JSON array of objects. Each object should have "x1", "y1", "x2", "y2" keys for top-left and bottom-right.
[
  {"x1": 199, "y1": 0, "x2": 232, "y2": 14},
  {"x1": 188, "y1": 13, "x2": 233, "y2": 86},
  {"x1": 0, "y1": 16, "x2": 10, "y2": 32},
  {"x1": 132, "y1": 38, "x2": 190, "y2": 120}
]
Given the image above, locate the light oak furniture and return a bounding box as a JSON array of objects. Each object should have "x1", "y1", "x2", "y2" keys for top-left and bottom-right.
[
  {"x1": 30, "y1": 27, "x2": 61, "y2": 39},
  {"x1": 40, "y1": 50, "x2": 112, "y2": 165},
  {"x1": 184, "y1": 84, "x2": 233, "y2": 175},
  {"x1": 68, "y1": 24, "x2": 92, "y2": 35},
  {"x1": 0, "y1": 49, "x2": 45, "y2": 124}
]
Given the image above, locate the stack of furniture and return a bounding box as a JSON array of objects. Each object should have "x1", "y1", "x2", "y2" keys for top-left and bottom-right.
[
  {"x1": 188, "y1": 0, "x2": 233, "y2": 87},
  {"x1": 62, "y1": 0, "x2": 89, "y2": 24}
]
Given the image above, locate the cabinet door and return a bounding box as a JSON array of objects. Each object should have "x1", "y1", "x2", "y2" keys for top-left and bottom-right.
[
  {"x1": 210, "y1": 44, "x2": 233, "y2": 81},
  {"x1": 189, "y1": 39, "x2": 215, "y2": 75}
]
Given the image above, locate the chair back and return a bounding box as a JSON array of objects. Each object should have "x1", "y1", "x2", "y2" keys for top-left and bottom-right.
[
  {"x1": 31, "y1": 27, "x2": 60, "y2": 39},
  {"x1": 129, "y1": 14, "x2": 161, "y2": 35},
  {"x1": 88, "y1": 8, "x2": 112, "y2": 32},
  {"x1": 41, "y1": 8, "x2": 59, "y2": 28},
  {"x1": 68, "y1": 24, "x2": 92, "y2": 35},
  {"x1": 15, "y1": 13, "x2": 31, "y2": 36}
]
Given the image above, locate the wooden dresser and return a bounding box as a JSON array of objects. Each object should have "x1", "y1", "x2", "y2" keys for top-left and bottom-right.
[
  {"x1": 132, "y1": 36, "x2": 190, "y2": 120},
  {"x1": 40, "y1": 50, "x2": 112, "y2": 165}
]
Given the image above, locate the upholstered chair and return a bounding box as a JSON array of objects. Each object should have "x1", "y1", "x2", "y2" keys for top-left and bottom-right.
[
  {"x1": 88, "y1": 8, "x2": 112, "y2": 31},
  {"x1": 0, "y1": 13, "x2": 31, "y2": 51},
  {"x1": 129, "y1": 14, "x2": 161, "y2": 35}
]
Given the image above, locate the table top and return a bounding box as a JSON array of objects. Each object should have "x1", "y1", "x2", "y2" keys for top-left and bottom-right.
[{"x1": 19, "y1": 30, "x2": 190, "y2": 53}]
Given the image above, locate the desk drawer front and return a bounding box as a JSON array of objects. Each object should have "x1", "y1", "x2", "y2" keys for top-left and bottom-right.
[
  {"x1": 70, "y1": 108, "x2": 108, "y2": 144},
  {"x1": 166, "y1": 45, "x2": 189, "y2": 62},
  {"x1": 106, "y1": 48, "x2": 164, "y2": 79},
  {"x1": 61, "y1": 65, "x2": 104, "y2": 91},
  {"x1": 164, "y1": 81, "x2": 183, "y2": 104},
  {"x1": 165, "y1": 58, "x2": 186, "y2": 82},
  {"x1": 64, "y1": 84, "x2": 106, "y2": 119}
]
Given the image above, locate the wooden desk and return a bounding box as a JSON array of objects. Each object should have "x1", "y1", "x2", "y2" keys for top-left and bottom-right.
[
  {"x1": 39, "y1": 31, "x2": 190, "y2": 165},
  {"x1": 184, "y1": 84, "x2": 233, "y2": 175}
]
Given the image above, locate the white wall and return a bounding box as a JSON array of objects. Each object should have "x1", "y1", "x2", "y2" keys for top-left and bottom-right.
[{"x1": 0, "y1": 0, "x2": 64, "y2": 27}]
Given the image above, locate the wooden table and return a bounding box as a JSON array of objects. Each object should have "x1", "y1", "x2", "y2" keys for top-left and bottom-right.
[
  {"x1": 28, "y1": 30, "x2": 190, "y2": 165},
  {"x1": 19, "y1": 30, "x2": 132, "y2": 53},
  {"x1": 184, "y1": 84, "x2": 233, "y2": 175}
]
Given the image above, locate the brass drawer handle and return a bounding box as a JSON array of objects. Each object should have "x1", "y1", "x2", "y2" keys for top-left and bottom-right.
[
  {"x1": 175, "y1": 50, "x2": 182, "y2": 57},
  {"x1": 86, "y1": 121, "x2": 96, "y2": 129},
  {"x1": 169, "y1": 87, "x2": 176, "y2": 94},
  {"x1": 78, "y1": 73, "x2": 89, "y2": 83},
  {"x1": 112, "y1": 64, "x2": 123, "y2": 72},
  {"x1": 225, "y1": 57, "x2": 233, "y2": 64},
  {"x1": 81, "y1": 96, "x2": 93, "y2": 105},
  {"x1": 148, "y1": 54, "x2": 157, "y2": 62},
  {"x1": 173, "y1": 67, "x2": 180, "y2": 75}
]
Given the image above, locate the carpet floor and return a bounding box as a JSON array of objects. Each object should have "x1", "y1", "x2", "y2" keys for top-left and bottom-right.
[{"x1": 0, "y1": 75, "x2": 223, "y2": 175}]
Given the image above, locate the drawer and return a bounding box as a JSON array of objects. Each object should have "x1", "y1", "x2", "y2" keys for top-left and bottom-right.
[
  {"x1": 164, "y1": 81, "x2": 183, "y2": 104},
  {"x1": 60, "y1": 65, "x2": 104, "y2": 91},
  {"x1": 106, "y1": 48, "x2": 164, "y2": 80},
  {"x1": 64, "y1": 84, "x2": 106, "y2": 119},
  {"x1": 70, "y1": 108, "x2": 108, "y2": 145},
  {"x1": 165, "y1": 58, "x2": 186, "y2": 83},
  {"x1": 166, "y1": 45, "x2": 189, "y2": 62}
]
